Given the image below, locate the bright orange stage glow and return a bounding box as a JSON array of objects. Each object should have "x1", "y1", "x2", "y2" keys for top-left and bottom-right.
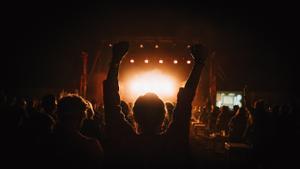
[{"x1": 124, "y1": 70, "x2": 178, "y2": 101}]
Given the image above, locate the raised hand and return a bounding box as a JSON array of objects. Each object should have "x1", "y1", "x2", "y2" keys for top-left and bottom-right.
[
  {"x1": 190, "y1": 43, "x2": 209, "y2": 64},
  {"x1": 112, "y1": 41, "x2": 129, "y2": 64}
]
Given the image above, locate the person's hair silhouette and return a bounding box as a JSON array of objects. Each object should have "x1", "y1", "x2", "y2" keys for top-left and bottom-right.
[
  {"x1": 56, "y1": 94, "x2": 87, "y2": 127},
  {"x1": 133, "y1": 92, "x2": 166, "y2": 134},
  {"x1": 51, "y1": 94, "x2": 104, "y2": 169}
]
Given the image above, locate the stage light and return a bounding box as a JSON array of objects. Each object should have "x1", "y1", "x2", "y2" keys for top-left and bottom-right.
[
  {"x1": 187, "y1": 45, "x2": 191, "y2": 48},
  {"x1": 144, "y1": 59, "x2": 149, "y2": 63},
  {"x1": 130, "y1": 59, "x2": 135, "y2": 63},
  {"x1": 187, "y1": 60, "x2": 191, "y2": 64},
  {"x1": 109, "y1": 43, "x2": 112, "y2": 47},
  {"x1": 127, "y1": 70, "x2": 177, "y2": 100},
  {"x1": 140, "y1": 44, "x2": 144, "y2": 48},
  {"x1": 155, "y1": 44, "x2": 159, "y2": 48},
  {"x1": 159, "y1": 59, "x2": 163, "y2": 64},
  {"x1": 173, "y1": 60, "x2": 178, "y2": 64}
]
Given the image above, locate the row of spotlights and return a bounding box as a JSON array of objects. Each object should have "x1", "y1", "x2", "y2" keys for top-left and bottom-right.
[
  {"x1": 108, "y1": 44, "x2": 191, "y2": 48},
  {"x1": 129, "y1": 59, "x2": 191, "y2": 64}
]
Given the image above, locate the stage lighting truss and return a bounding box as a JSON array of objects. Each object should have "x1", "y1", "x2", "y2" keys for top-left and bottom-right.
[
  {"x1": 103, "y1": 38, "x2": 197, "y2": 65},
  {"x1": 127, "y1": 58, "x2": 192, "y2": 64}
]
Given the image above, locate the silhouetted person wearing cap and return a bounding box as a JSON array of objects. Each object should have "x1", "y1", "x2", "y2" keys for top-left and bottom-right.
[{"x1": 104, "y1": 41, "x2": 208, "y2": 168}]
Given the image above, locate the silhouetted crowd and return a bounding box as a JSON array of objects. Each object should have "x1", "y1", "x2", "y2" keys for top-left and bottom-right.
[{"x1": 0, "y1": 42, "x2": 299, "y2": 169}]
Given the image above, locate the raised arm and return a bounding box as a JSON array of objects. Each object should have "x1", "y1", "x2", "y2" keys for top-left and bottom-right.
[
  {"x1": 170, "y1": 43, "x2": 209, "y2": 138},
  {"x1": 183, "y1": 44, "x2": 209, "y2": 98},
  {"x1": 106, "y1": 41, "x2": 129, "y2": 81},
  {"x1": 103, "y1": 42, "x2": 134, "y2": 136}
]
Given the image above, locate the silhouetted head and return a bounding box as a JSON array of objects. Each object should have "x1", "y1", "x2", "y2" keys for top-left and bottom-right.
[
  {"x1": 221, "y1": 106, "x2": 230, "y2": 114},
  {"x1": 56, "y1": 94, "x2": 88, "y2": 129},
  {"x1": 133, "y1": 93, "x2": 166, "y2": 134},
  {"x1": 42, "y1": 94, "x2": 57, "y2": 114}
]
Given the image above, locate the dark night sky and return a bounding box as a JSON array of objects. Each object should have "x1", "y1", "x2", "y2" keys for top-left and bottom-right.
[{"x1": 1, "y1": 2, "x2": 298, "y2": 96}]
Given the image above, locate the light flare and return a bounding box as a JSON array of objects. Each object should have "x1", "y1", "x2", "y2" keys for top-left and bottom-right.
[{"x1": 126, "y1": 70, "x2": 177, "y2": 101}]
